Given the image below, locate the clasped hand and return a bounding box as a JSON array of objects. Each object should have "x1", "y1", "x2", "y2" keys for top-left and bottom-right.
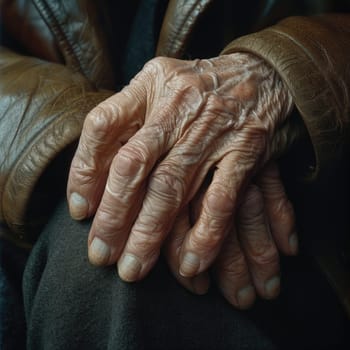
[{"x1": 67, "y1": 52, "x2": 297, "y2": 308}]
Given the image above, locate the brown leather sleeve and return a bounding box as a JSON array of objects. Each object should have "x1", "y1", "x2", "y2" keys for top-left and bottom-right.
[
  {"x1": 221, "y1": 14, "x2": 350, "y2": 181},
  {"x1": 0, "y1": 0, "x2": 115, "y2": 90},
  {"x1": 0, "y1": 47, "x2": 112, "y2": 245}
]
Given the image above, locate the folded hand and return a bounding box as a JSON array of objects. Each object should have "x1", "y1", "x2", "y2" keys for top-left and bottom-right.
[
  {"x1": 67, "y1": 53, "x2": 294, "y2": 285},
  {"x1": 165, "y1": 161, "x2": 298, "y2": 309}
]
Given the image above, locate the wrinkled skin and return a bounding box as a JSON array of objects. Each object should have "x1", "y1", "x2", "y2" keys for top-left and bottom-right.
[
  {"x1": 166, "y1": 161, "x2": 297, "y2": 308},
  {"x1": 67, "y1": 53, "x2": 297, "y2": 309}
]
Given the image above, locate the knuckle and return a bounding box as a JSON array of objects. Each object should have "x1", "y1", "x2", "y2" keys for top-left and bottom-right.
[
  {"x1": 119, "y1": 83, "x2": 146, "y2": 112},
  {"x1": 119, "y1": 143, "x2": 147, "y2": 163},
  {"x1": 84, "y1": 105, "x2": 115, "y2": 140},
  {"x1": 93, "y1": 220, "x2": 118, "y2": 241},
  {"x1": 263, "y1": 179, "x2": 285, "y2": 200},
  {"x1": 250, "y1": 244, "x2": 279, "y2": 267},
  {"x1": 269, "y1": 197, "x2": 296, "y2": 231},
  {"x1": 205, "y1": 189, "x2": 234, "y2": 216},
  {"x1": 148, "y1": 170, "x2": 185, "y2": 205},
  {"x1": 129, "y1": 226, "x2": 164, "y2": 257},
  {"x1": 219, "y1": 254, "x2": 248, "y2": 281},
  {"x1": 142, "y1": 57, "x2": 167, "y2": 77},
  {"x1": 191, "y1": 225, "x2": 223, "y2": 251},
  {"x1": 95, "y1": 207, "x2": 129, "y2": 235},
  {"x1": 145, "y1": 56, "x2": 168, "y2": 70},
  {"x1": 112, "y1": 143, "x2": 148, "y2": 178},
  {"x1": 134, "y1": 211, "x2": 169, "y2": 239},
  {"x1": 239, "y1": 185, "x2": 264, "y2": 220},
  {"x1": 273, "y1": 197, "x2": 294, "y2": 217},
  {"x1": 70, "y1": 156, "x2": 98, "y2": 186}
]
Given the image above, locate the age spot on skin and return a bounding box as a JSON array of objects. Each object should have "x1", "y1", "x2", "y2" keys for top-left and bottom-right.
[
  {"x1": 232, "y1": 78, "x2": 257, "y2": 102},
  {"x1": 206, "y1": 190, "x2": 234, "y2": 216}
]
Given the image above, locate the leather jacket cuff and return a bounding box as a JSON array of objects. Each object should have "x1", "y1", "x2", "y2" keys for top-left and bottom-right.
[
  {"x1": 221, "y1": 14, "x2": 350, "y2": 182},
  {"x1": 0, "y1": 47, "x2": 112, "y2": 244}
]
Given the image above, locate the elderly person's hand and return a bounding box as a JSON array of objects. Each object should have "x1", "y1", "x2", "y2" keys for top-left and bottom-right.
[
  {"x1": 164, "y1": 161, "x2": 298, "y2": 309},
  {"x1": 67, "y1": 52, "x2": 295, "y2": 284}
]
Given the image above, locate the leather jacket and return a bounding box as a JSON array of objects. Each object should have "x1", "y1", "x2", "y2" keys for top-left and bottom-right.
[{"x1": 0, "y1": 0, "x2": 349, "y2": 315}]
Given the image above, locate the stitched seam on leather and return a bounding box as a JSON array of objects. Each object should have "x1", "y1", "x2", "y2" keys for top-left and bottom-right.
[
  {"x1": 31, "y1": 0, "x2": 83, "y2": 73},
  {"x1": 48, "y1": 5, "x2": 90, "y2": 76}
]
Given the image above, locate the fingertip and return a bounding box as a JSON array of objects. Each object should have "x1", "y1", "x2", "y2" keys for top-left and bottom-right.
[
  {"x1": 236, "y1": 285, "x2": 256, "y2": 309},
  {"x1": 179, "y1": 251, "x2": 200, "y2": 277},
  {"x1": 279, "y1": 232, "x2": 299, "y2": 256},
  {"x1": 88, "y1": 236, "x2": 111, "y2": 266},
  {"x1": 220, "y1": 283, "x2": 256, "y2": 310},
  {"x1": 69, "y1": 192, "x2": 89, "y2": 220},
  {"x1": 117, "y1": 254, "x2": 142, "y2": 282},
  {"x1": 263, "y1": 275, "x2": 281, "y2": 300}
]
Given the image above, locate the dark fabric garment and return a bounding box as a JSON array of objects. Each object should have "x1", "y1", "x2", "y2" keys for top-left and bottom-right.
[
  {"x1": 23, "y1": 198, "x2": 350, "y2": 350},
  {"x1": 0, "y1": 236, "x2": 28, "y2": 350},
  {"x1": 104, "y1": 0, "x2": 168, "y2": 88},
  {"x1": 121, "y1": 0, "x2": 168, "y2": 84}
]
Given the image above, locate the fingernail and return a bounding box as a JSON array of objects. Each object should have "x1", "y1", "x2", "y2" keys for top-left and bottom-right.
[
  {"x1": 118, "y1": 254, "x2": 142, "y2": 282},
  {"x1": 289, "y1": 233, "x2": 298, "y2": 255},
  {"x1": 237, "y1": 285, "x2": 256, "y2": 309},
  {"x1": 192, "y1": 274, "x2": 210, "y2": 295},
  {"x1": 179, "y1": 252, "x2": 200, "y2": 277},
  {"x1": 89, "y1": 237, "x2": 110, "y2": 266},
  {"x1": 264, "y1": 276, "x2": 281, "y2": 299},
  {"x1": 69, "y1": 192, "x2": 88, "y2": 220}
]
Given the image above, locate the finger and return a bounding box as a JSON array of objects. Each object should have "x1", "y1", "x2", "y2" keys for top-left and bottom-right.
[
  {"x1": 163, "y1": 206, "x2": 210, "y2": 295},
  {"x1": 214, "y1": 225, "x2": 256, "y2": 309},
  {"x1": 116, "y1": 153, "x2": 206, "y2": 281},
  {"x1": 257, "y1": 162, "x2": 298, "y2": 255},
  {"x1": 238, "y1": 184, "x2": 281, "y2": 300},
  {"x1": 178, "y1": 149, "x2": 257, "y2": 278},
  {"x1": 87, "y1": 123, "x2": 172, "y2": 266},
  {"x1": 116, "y1": 114, "x2": 221, "y2": 281},
  {"x1": 67, "y1": 81, "x2": 146, "y2": 220}
]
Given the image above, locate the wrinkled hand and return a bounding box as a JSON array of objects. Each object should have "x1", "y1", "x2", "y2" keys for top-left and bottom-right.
[
  {"x1": 67, "y1": 53, "x2": 294, "y2": 283},
  {"x1": 164, "y1": 161, "x2": 298, "y2": 309}
]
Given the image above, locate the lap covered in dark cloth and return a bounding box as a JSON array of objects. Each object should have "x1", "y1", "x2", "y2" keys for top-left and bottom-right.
[
  {"x1": 0, "y1": 235, "x2": 28, "y2": 350},
  {"x1": 23, "y1": 198, "x2": 349, "y2": 350}
]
